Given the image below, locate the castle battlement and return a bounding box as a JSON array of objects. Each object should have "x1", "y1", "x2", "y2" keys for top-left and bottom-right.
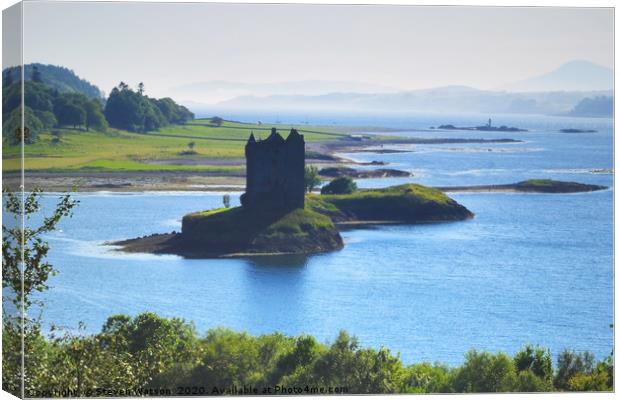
[{"x1": 241, "y1": 128, "x2": 305, "y2": 212}]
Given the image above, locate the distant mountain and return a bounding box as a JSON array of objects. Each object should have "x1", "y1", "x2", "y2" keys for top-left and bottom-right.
[
  {"x1": 168, "y1": 80, "x2": 398, "y2": 104},
  {"x1": 568, "y1": 96, "x2": 613, "y2": 118},
  {"x1": 216, "y1": 85, "x2": 612, "y2": 116},
  {"x1": 2, "y1": 63, "x2": 103, "y2": 99},
  {"x1": 500, "y1": 60, "x2": 613, "y2": 92}
]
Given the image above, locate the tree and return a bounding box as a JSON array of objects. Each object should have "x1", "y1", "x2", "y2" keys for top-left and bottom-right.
[
  {"x1": 211, "y1": 116, "x2": 223, "y2": 126},
  {"x1": 304, "y1": 165, "x2": 321, "y2": 193},
  {"x1": 186, "y1": 328, "x2": 261, "y2": 388},
  {"x1": 2, "y1": 189, "x2": 78, "y2": 397},
  {"x1": 53, "y1": 93, "x2": 88, "y2": 128},
  {"x1": 514, "y1": 344, "x2": 553, "y2": 384},
  {"x1": 34, "y1": 110, "x2": 58, "y2": 129},
  {"x1": 3, "y1": 189, "x2": 79, "y2": 311},
  {"x1": 299, "y1": 331, "x2": 405, "y2": 393},
  {"x1": 83, "y1": 99, "x2": 108, "y2": 131},
  {"x1": 31, "y1": 65, "x2": 42, "y2": 83},
  {"x1": 321, "y1": 177, "x2": 357, "y2": 195},
  {"x1": 3, "y1": 67, "x2": 13, "y2": 87},
  {"x1": 137, "y1": 82, "x2": 145, "y2": 95},
  {"x1": 452, "y1": 350, "x2": 518, "y2": 392},
  {"x1": 223, "y1": 194, "x2": 231, "y2": 208},
  {"x1": 554, "y1": 350, "x2": 595, "y2": 390},
  {"x1": 403, "y1": 362, "x2": 453, "y2": 393},
  {"x1": 3, "y1": 106, "x2": 44, "y2": 144},
  {"x1": 104, "y1": 83, "x2": 173, "y2": 132},
  {"x1": 188, "y1": 141, "x2": 195, "y2": 151},
  {"x1": 153, "y1": 98, "x2": 194, "y2": 124}
]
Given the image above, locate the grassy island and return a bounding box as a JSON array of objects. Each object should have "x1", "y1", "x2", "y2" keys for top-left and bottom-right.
[
  {"x1": 181, "y1": 207, "x2": 343, "y2": 256},
  {"x1": 112, "y1": 184, "x2": 473, "y2": 257},
  {"x1": 310, "y1": 184, "x2": 474, "y2": 224},
  {"x1": 514, "y1": 179, "x2": 607, "y2": 193},
  {"x1": 436, "y1": 179, "x2": 608, "y2": 194}
]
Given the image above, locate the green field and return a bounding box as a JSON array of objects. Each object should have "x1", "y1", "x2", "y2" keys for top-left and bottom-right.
[{"x1": 2, "y1": 118, "x2": 349, "y2": 172}]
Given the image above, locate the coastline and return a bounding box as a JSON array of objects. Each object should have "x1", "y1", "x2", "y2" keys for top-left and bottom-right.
[{"x1": 4, "y1": 136, "x2": 521, "y2": 192}]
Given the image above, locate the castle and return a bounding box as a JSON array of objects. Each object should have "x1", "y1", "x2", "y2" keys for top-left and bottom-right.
[{"x1": 241, "y1": 128, "x2": 305, "y2": 212}]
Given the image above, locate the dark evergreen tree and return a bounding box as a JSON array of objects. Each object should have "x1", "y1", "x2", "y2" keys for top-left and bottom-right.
[
  {"x1": 31, "y1": 65, "x2": 42, "y2": 83},
  {"x1": 3, "y1": 67, "x2": 13, "y2": 87},
  {"x1": 53, "y1": 93, "x2": 87, "y2": 128}
]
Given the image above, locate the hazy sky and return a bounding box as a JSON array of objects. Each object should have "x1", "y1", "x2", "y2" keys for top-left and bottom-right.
[{"x1": 18, "y1": 2, "x2": 614, "y2": 101}]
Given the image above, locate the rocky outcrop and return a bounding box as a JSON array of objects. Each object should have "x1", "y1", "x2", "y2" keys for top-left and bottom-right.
[
  {"x1": 112, "y1": 207, "x2": 343, "y2": 258},
  {"x1": 319, "y1": 167, "x2": 411, "y2": 179}
]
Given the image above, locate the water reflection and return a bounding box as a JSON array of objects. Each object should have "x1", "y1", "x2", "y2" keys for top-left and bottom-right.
[{"x1": 245, "y1": 254, "x2": 311, "y2": 268}]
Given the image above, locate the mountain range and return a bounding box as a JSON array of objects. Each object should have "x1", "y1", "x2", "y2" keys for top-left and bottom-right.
[
  {"x1": 168, "y1": 80, "x2": 397, "y2": 105},
  {"x1": 500, "y1": 60, "x2": 613, "y2": 92},
  {"x1": 182, "y1": 60, "x2": 613, "y2": 116}
]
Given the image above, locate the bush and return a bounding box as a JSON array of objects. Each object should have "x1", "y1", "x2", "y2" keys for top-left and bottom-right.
[
  {"x1": 452, "y1": 350, "x2": 518, "y2": 392},
  {"x1": 514, "y1": 344, "x2": 553, "y2": 384},
  {"x1": 403, "y1": 362, "x2": 453, "y2": 393},
  {"x1": 554, "y1": 350, "x2": 595, "y2": 390},
  {"x1": 321, "y1": 177, "x2": 357, "y2": 195}
]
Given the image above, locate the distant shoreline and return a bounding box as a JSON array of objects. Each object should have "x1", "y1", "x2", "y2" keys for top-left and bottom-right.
[{"x1": 3, "y1": 136, "x2": 521, "y2": 192}]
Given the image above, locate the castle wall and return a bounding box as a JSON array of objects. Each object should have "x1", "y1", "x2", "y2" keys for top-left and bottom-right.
[{"x1": 243, "y1": 129, "x2": 305, "y2": 212}]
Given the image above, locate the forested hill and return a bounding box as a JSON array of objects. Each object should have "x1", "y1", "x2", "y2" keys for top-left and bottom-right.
[
  {"x1": 2, "y1": 63, "x2": 103, "y2": 99},
  {"x1": 2, "y1": 63, "x2": 194, "y2": 145}
]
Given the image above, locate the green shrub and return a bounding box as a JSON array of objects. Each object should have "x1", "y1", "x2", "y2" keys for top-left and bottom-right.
[
  {"x1": 321, "y1": 177, "x2": 357, "y2": 195},
  {"x1": 452, "y1": 350, "x2": 518, "y2": 392}
]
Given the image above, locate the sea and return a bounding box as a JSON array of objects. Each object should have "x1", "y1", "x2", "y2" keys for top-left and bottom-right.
[{"x1": 20, "y1": 111, "x2": 615, "y2": 366}]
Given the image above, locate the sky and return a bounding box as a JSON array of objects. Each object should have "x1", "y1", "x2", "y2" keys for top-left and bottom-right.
[{"x1": 11, "y1": 2, "x2": 615, "y2": 102}]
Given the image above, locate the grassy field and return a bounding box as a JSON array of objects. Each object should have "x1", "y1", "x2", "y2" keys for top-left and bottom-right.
[{"x1": 2, "y1": 118, "x2": 349, "y2": 172}]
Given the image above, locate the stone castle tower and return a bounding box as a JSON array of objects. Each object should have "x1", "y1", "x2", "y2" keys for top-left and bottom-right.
[{"x1": 241, "y1": 128, "x2": 305, "y2": 212}]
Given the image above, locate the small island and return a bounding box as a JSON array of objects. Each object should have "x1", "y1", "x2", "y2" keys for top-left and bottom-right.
[
  {"x1": 319, "y1": 167, "x2": 411, "y2": 179},
  {"x1": 436, "y1": 179, "x2": 608, "y2": 193},
  {"x1": 434, "y1": 118, "x2": 527, "y2": 132},
  {"x1": 112, "y1": 129, "x2": 473, "y2": 258},
  {"x1": 559, "y1": 128, "x2": 597, "y2": 133}
]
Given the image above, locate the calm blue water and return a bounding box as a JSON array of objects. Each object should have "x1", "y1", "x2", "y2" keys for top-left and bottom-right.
[{"x1": 28, "y1": 113, "x2": 613, "y2": 366}]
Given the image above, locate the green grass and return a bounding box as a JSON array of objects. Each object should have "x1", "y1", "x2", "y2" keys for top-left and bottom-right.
[
  {"x1": 520, "y1": 179, "x2": 555, "y2": 187},
  {"x1": 262, "y1": 207, "x2": 334, "y2": 238},
  {"x1": 184, "y1": 205, "x2": 334, "y2": 240},
  {"x1": 514, "y1": 179, "x2": 605, "y2": 193},
  {"x1": 309, "y1": 184, "x2": 473, "y2": 222},
  {"x1": 2, "y1": 118, "x2": 350, "y2": 173},
  {"x1": 181, "y1": 205, "x2": 339, "y2": 255},
  {"x1": 185, "y1": 184, "x2": 472, "y2": 238}
]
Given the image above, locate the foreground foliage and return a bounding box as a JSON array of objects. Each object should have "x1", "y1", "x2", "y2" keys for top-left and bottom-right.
[{"x1": 2, "y1": 314, "x2": 613, "y2": 396}]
